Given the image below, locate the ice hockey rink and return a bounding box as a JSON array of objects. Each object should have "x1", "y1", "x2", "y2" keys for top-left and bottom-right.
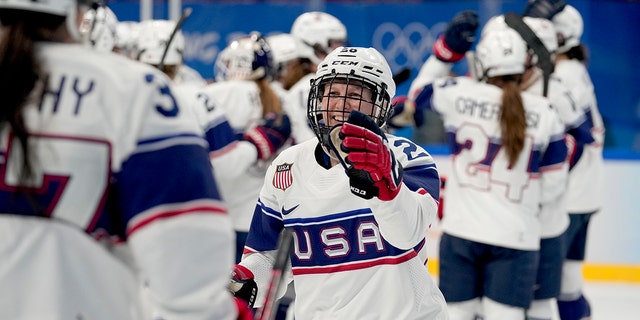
[{"x1": 580, "y1": 282, "x2": 640, "y2": 319}]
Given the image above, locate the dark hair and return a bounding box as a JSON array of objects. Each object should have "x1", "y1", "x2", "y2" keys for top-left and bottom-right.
[
  {"x1": 0, "y1": 10, "x2": 65, "y2": 182},
  {"x1": 492, "y1": 75, "x2": 526, "y2": 167},
  {"x1": 565, "y1": 44, "x2": 588, "y2": 64}
]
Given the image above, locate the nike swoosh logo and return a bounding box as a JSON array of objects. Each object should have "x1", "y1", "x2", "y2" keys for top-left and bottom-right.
[{"x1": 282, "y1": 204, "x2": 300, "y2": 216}]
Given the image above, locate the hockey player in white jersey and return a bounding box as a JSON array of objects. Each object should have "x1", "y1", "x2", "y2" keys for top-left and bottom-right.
[
  {"x1": 229, "y1": 46, "x2": 448, "y2": 319},
  {"x1": 480, "y1": 13, "x2": 594, "y2": 320},
  {"x1": 282, "y1": 11, "x2": 350, "y2": 144},
  {"x1": 202, "y1": 33, "x2": 293, "y2": 263},
  {"x1": 78, "y1": 2, "x2": 118, "y2": 52},
  {"x1": 524, "y1": 2, "x2": 605, "y2": 319},
  {"x1": 0, "y1": 0, "x2": 240, "y2": 319},
  {"x1": 266, "y1": 32, "x2": 317, "y2": 143},
  {"x1": 406, "y1": 11, "x2": 568, "y2": 320},
  {"x1": 136, "y1": 19, "x2": 207, "y2": 88}
]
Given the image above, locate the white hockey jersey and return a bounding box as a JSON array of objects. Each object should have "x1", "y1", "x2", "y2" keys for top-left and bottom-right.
[
  {"x1": 282, "y1": 73, "x2": 316, "y2": 143},
  {"x1": 240, "y1": 137, "x2": 448, "y2": 320},
  {"x1": 0, "y1": 43, "x2": 235, "y2": 320},
  {"x1": 198, "y1": 80, "x2": 273, "y2": 231},
  {"x1": 554, "y1": 59, "x2": 605, "y2": 214},
  {"x1": 410, "y1": 57, "x2": 568, "y2": 250},
  {"x1": 523, "y1": 70, "x2": 584, "y2": 238}
]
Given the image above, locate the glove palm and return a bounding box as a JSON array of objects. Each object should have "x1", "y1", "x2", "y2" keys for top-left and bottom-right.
[{"x1": 339, "y1": 111, "x2": 403, "y2": 201}]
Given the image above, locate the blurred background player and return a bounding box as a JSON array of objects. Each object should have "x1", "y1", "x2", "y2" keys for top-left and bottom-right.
[
  {"x1": 203, "y1": 32, "x2": 292, "y2": 263},
  {"x1": 136, "y1": 19, "x2": 207, "y2": 88},
  {"x1": 406, "y1": 11, "x2": 568, "y2": 319},
  {"x1": 114, "y1": 20, "x2": 140, "y2": 59},
  {"x1": 266, "y1": 32, "x2": 317, "y2": 143},
  {"x1": 478, "y1": 12, "x2": 589, "y2": 320},
  {"x1": 290, "y1": 11, "x2": 348, "y2": 63},
  {"x1": 230, "y1": 46, "x2": 447, "y2": 319},
  {"x1": 0, "y1": 0, "x2": 240, "y2": 318},
  {"x1": 78, "y1": 2, "x2": 118, "y2": 53},
  {"x1": 136, "y1": 25, "x2": 292, "y2": 268},
  {"x1": 524, "y1": 2, "x2": 606, "y2": 319},
  {"x1": 282, "y1": 11, "x2": 349, "y2": 144},
  {"x1": 266, "y1": 32, "x2": 317, "y2": 92}
]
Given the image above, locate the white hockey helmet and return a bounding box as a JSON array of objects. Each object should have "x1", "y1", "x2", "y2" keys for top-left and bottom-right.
[
  {"x1": 266, "y1": 33, "x2": 320, "y2": 66},
  {"x1": 214, "y1": 32, "x2": 273, "y2": 82},
  {"x1": 473, "y1": 28, "x2": 528, "y2": 80},
  {"x1": 481, "y1": 14, "x2": 509, "y2": 36},
  {"x1": 79, "y1": 5, "x2": 118, "y2": 52},
  {"x1": 291, "y1": 11, "x2": 347, "y2": 57},
  {"x1": 482, "y1": 14, "x2": 557, "y2": 62},
  {"x1": 522, "y1": 16, "x2": 558, "y2": 54},
  {"x1": 136, "y1": 19, "x2": 184, "y2": 66},
  {"x1": 551, "y1": 4, "x2": 583, "y2": 53},
  {"x1": 0, "y1": 0, "x2": 86, "y2": 40},
  {"x1": 114, "y1": 21, "x2": 141, "y2": 59},
  {"x1": 308, "y1": 47, "x2": 395, "y2": 148}
]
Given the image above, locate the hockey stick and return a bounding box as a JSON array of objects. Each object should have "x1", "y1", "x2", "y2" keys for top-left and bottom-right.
[
  {"x1": 504, "y1": 11, "x2": 554, "y2": 97},
  {"x1": 392, "y1": 68, "x2": 412, "y2": 86},
  {"x1": 255, "y1": 228, "x2": 294, "y2": 320},
  {"x1": 157, "y1": 7, "x2": 193, "y2": 71}
]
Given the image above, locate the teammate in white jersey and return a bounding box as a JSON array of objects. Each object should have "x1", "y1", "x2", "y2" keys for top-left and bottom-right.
[
  {"x1": 283, "y1": 11, "x2": 349, "y2": 144},
  {"x1": 202, "y1": 33, "x2": 292, "y2": 263},
  {"x1": 526, "y1": 3, "x2": 605, "y2": 319},
  {"x1": 266, "y1": 32, "x2": 318, "y2": 143},
  {"x1": 78, "y1": 2, "x2": 118, "y2": 53},
  {"x1": 229, "y1": 46, "x2": 448, "y2": 319},
  {"x1": 0, "y1": 0, "x2": 240, "y2": 319},
  {"x1": 407, "y1": 11, "x2": 568, "y2": 319}
]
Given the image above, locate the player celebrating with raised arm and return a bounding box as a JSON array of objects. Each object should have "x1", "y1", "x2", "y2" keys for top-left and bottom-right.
[
  {"x1": 0, "y1": 0, "x2": 243, "y2": 319},
  {"x1": 229, "y1": 47, "x2": 448, "y2": 319},
  {"x1": 404, "y1": 11, "x2": 568, "y2": 320}
]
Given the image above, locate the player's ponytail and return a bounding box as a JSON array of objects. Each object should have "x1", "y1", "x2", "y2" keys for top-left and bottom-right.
[
  {"x1": 256, "y1": 78, "x2": 283, "y2": 117},
  {"x1": 0, "y1": 10, "x2": 64, "y2": 182},
  {"x1": 498, "y1": 76, "x2": 526, "y2": 167}
]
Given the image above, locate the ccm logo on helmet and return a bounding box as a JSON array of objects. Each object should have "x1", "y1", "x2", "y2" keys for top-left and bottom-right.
[{"x1": 331, "y1": 60, "x2": 358, "y2": 66}]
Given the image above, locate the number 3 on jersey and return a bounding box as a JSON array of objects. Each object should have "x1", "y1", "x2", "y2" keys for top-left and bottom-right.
[
  {"x1": 145, "y1": 73, "x2": 179, "y2": 117},
  {"x1": 453, "y1": 124, "x2": 534, "y2": 202}
]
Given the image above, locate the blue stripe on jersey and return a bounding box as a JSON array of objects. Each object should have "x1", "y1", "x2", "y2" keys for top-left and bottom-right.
[
  {"x1": 137, "y1": 133, "x2": 203, "y2": 146},
  {"x1": 245, "y1": 200, "x2": 284, "y2": 252},
  {"x1": 114, "y1": 143, "x2": 222, "y2": 232},
  {"x1": 284, "y1": 208, "x2": 372, "y2": 226},
  {"x1": 413, "y1": 83, "x2": 435, "y2": 112},
  {"x1": 540, "y1": 138, "x2": 568, "y2": 169},
  {"x1": 403, "y1": 164, "x2": 440, "y2": 201},
  {"x1": 204, "y1": 119, "x2": 238, "y2": 153}
]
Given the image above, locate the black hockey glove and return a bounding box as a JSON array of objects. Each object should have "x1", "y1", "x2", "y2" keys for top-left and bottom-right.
[
  {"x1": 433, "y1": 10, "x2": 479, "y2": 62},
  {"x1": 523, "y1": 0, "x2": 567, "y2": 19},
  {"x1": 229, "y1": 264, "x2": 258, "y2": 308}
]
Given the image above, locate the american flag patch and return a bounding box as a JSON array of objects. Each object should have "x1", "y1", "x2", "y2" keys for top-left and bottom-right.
[{"x1": 273, "y1": 162, "x2": 293, "y2": 191}]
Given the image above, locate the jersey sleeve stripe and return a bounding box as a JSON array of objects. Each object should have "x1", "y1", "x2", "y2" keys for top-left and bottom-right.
[
  {"x1": 209, "y1": 141, "x2": 239, "y2": 159},
  {"x1": 292, "y1": 250, "x2": 417, "y2": 275},
  {"x1": 126, "y1": 199, "x2": 226, "y2": 236},
  {"x1": 134, "y1": 134, "x2": 208, "y2": 154}
]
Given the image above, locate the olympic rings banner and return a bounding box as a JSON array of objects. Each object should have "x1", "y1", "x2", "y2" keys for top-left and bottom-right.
[{"x1": 110, "y1": 0, "x2": 640, "y2": 151}]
